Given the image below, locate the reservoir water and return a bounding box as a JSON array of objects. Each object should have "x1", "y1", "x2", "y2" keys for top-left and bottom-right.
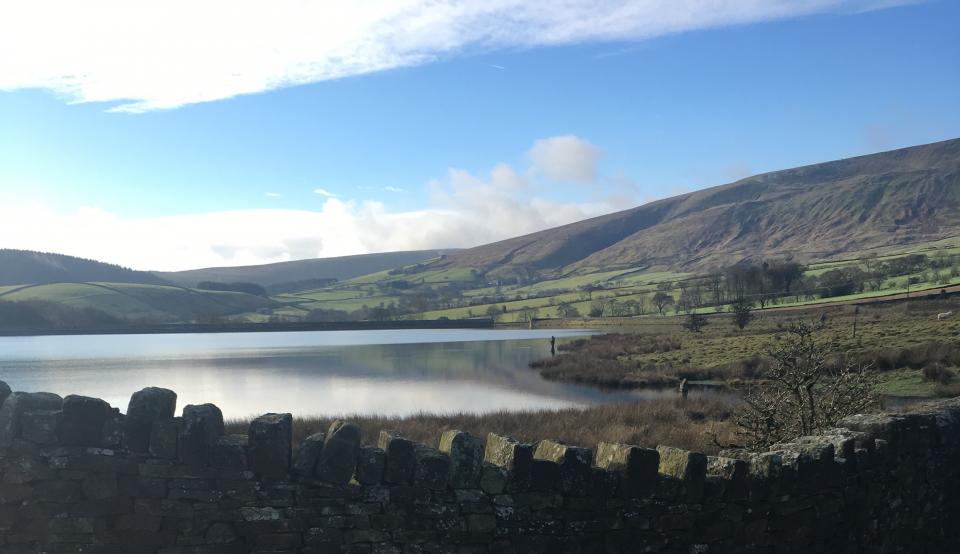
[{"x1": 0, "y1": 328, "x2": 722, "y2": 418}]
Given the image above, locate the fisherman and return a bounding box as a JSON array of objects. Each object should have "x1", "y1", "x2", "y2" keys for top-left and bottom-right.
[
  {"x1": 549, "y1": 335, "x2": 556, "y2": 356},
  {"x1": 678, "y1": 378, "x2": 689, "y2": 400}
]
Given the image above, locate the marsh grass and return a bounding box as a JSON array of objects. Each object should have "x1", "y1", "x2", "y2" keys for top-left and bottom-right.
[{"x1": 225, "y1": 397, "x2": 739, "y2": 456}]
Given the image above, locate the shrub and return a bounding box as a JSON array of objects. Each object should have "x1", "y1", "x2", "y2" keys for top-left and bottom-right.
[
  {"x1": 934, "y1": 382, "x2": 960, "y2": 398},
  {"x1": 730, "y1": 298, "x2": 754, "y2": 330},
  {"x1": 922, "y1": 363, "x2": 953, "y2": 385},
  {"x1": 736, "y1": 322, "x2": 879, "y2": 448},
  {"x1": 683, "y1": 312, "x2": 709, "y2": 333}
]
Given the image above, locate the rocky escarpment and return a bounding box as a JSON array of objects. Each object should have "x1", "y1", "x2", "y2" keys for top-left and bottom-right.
[{"x1": 0, "y1": 380, "x2": 958, "y2": 552}]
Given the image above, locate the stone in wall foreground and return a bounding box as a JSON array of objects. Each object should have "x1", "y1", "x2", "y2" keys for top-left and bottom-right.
[{"x1": 0, "y1": 382, "x2": 958, "y2": 553}]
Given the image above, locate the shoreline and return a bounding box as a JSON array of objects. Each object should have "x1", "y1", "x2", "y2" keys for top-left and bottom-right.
[{"x1": 0, "y1": 318, "x2": 496, "y2": 338}]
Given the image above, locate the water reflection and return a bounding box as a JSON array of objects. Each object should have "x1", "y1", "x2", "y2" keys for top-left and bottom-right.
[{"x1": 0, "y1": 329, "x2": 731, "y2": 418}]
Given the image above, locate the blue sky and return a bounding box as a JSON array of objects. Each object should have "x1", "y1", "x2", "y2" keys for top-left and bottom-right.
[{"x1": 0, "y1": 0, "x2": 957, "y2": 270}]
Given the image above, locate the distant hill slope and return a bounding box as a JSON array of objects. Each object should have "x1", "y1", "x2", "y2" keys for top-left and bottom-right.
[
  {"x1": 156, "y1": 249, "x2": 457, "y2": 287},
  {"x1": 0, "y1": 282, "x2": 274, "y2": 322},
  {"x1": 442, "y1": 138, "x2": 960, "y2": 275},
  {"x1": 0, "y1": 250, "x2": 169, "y2": 287}
]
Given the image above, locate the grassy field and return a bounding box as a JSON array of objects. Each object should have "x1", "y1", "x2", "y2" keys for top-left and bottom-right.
[
  {"x1": 530, "y1": 296, "x2": 960, "y2": 398},
  {"x1": 225, "y1": 397, "x2": 739, "y2": 457}
]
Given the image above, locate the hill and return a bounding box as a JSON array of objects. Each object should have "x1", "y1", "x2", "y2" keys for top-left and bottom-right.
[
  {"x1": 441, "y1": 138, "x2": 960, "y2": 276},
  {"x1": 0, "y1": 282, "x2": 275, "y2": 323},
  {"x1": 0, "y1": 250, "x2": 169, "y2": 287},
  {"x1": 156, "y1": 249, "x2": 456, "y2": 288}
]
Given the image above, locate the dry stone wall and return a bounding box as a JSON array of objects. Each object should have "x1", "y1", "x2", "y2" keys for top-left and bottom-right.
[{"x1": 0, "y1": 380, "x2": 958, "y2": 553}]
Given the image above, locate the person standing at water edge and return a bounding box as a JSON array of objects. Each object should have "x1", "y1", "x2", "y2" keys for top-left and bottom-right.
[
  {"x1": 679, "y1": 378, "x2": 688, "y2": 400},
  {"x1": 550, "y1": 336, "x2": 556, "y2": 356}
]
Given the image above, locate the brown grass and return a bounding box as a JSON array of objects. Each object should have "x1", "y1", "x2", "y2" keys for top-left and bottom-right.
[{"x1": 224, "y1": 397, "x2": 739, "y2": 456}]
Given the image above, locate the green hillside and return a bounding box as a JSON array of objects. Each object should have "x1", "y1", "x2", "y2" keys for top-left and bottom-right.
[
  {"x1": 0, "y1": 282, "x2": 275, "y2": 323},
  {"x1": 0, "y1": 250, "x2": 169, "y2": 287}
]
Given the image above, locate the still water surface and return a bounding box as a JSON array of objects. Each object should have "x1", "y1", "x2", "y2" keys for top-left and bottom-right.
[{"x1": 0, "y1": 329, "x2": 721, "y2": 418}]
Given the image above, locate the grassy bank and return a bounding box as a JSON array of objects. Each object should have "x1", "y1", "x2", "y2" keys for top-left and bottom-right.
[
  {"x1": 531, "y1": 297, "x2": 960, "y2": 394},
  {"x1": 225, "y1": 398, "x2": 739, "y2": 456}
]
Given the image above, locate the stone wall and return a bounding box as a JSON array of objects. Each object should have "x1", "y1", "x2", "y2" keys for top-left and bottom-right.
[{"x1": 0, "y1": 380, "x2": 958, "y2": 553}]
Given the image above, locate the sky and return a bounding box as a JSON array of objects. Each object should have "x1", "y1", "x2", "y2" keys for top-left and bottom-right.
[{"x1": 1, "y1": 0, "x2": 958, "y2": 271}]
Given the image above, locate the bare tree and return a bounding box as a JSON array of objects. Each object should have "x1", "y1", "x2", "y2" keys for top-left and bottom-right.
[
  {"x1": 652, "y1": 292, "x2": 673, "y2": 316},
  {"x1": 736, "y1": 322, "x2": 878, "y2": 448},
  {"x1": 556, "y1": 302, "x2": 580, "y2": 319},
  {"x1": 588, "y1": 300, "x2": 606, "y2": 318}
]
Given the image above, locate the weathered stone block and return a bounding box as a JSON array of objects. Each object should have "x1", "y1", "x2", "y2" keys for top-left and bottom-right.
[
  {"x1": 0, "y1": 380, "x2": 10, "y2": 409},
  {"x1": 293, "y1": 432, "x2": 325, "y2": 476},
  {"x1": 206, "y1": 521, "x2": 238, "y2": 544},
  {"x1": 595, "y1": 442, "x2": 659, "y2": 498},
  {"x1": 533, "y1": 439, "x2": 591, "y2": 496},
  {"x1": 124, "y1": 387, "x2": 177, "y2": 453},
  {"x1": 529, "y1": 459, "x2": 560, "y2": 491},
  {"x1": 60, "y1": 395, "x2": 113, "y2": 446},
  {"x1": 379, "y1": 431, "x2": 416, "y2": 485},
  {"x1": 747, "y1": 451, "x2": 782, "y2": 479},
  {"x1": 316, "y1": 421, "x2": 361, "y2": 485},
  {"x1": 706, "y1": 456, "x2": 747, "y2": 481},
  {"x1": 706, "y1": 456, "x2": 748, "y2": 500},
  {"x1": 20, "y1": 410, "x2": 61, "y2": 444},
  {"x1": 0, "y1": 391, "x2": 63, "y2": 445},
  {"x1": 838, "y1": 413, "x2": 904, "y2": 451},
  {"x1": 212, "y1": 434, "x2": 249, "y2": 470},
  {"x1": 356, "y1": 446, "x2": 386, "y2": 485},
  {"x1": 179, "y1": 403, "x2": 225, "y2": 467},
  {"x1": 414, "y1": 445, "x2": 450, "y2": 490},
  {"x1": 484, "y1": 433, "x2": 532, "y2": 490},
  {"x1": 439, "y1": 430, "x2": 484, "y2": 489},
  {"x1": 480, "y1": 463, "x2": 508, "y2": 495},
  {"x1": 149, "y1": 417, "x2": 180, "y2": 459},
  {"x1": 248, "y1": 413, "x2": 292, "y2": 479},
  {"x1": 657, "y1": 445, "x2": 707, "y2": 502},
  {"x1": 100, "y1": 408, "x2": 124, "y2": 447}
]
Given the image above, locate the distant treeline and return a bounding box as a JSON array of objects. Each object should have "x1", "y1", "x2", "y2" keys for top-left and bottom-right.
[
  {"x1": 579, "y1": 252, "x2": 959, "y2": 317},
  {"x1": 196, "y1": 281, "x2": 268, "y2": 297},
  {"x1": 0, "y1": 300, "x2": 123, "y2": 332},
  {"x1": 196, "y1": 279, "x2": 340, "y2": 296},
  {"x1": 680, "y1": 252, "x2": 958, "y2": 310}
]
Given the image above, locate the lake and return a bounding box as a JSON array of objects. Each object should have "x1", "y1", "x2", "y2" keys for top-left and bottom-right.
[{"x1": 0, "y1": 328, "x2": 724, "y2": 418}]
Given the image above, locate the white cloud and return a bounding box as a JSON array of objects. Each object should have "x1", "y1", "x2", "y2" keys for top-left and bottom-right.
[
  {"x1": 0, "y1": 135, "x2": 628, "y2": 271},
  {"x1": 384, "y1": 186, "x2": 404, "y2": 193},
  {"x1": 313, "y1": 188, "x2": 338, "y2": 198},
  {"x1": 529, "y1": 135, "x2": 601, "y2": 183},
  {"x1": 265, "y1": 192, "x2": 281, "y2": 198},
  {"x1": 0, "y1": 1, "x2": 912, "y2": 112}
]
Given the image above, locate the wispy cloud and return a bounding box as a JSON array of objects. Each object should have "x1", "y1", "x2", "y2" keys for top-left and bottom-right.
[
  {"x1": 0, "y1": 1, "x2": 913, "y2": 112},
  {"x1": 384, "y1": 186, "x2": 404, "y2": 193},
  {"x1": 313, "y1": 188, "x2": 338, "y2": 198},
  {"x1": 265, "y1": 192, "x2": 282, "y2": 198}
]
